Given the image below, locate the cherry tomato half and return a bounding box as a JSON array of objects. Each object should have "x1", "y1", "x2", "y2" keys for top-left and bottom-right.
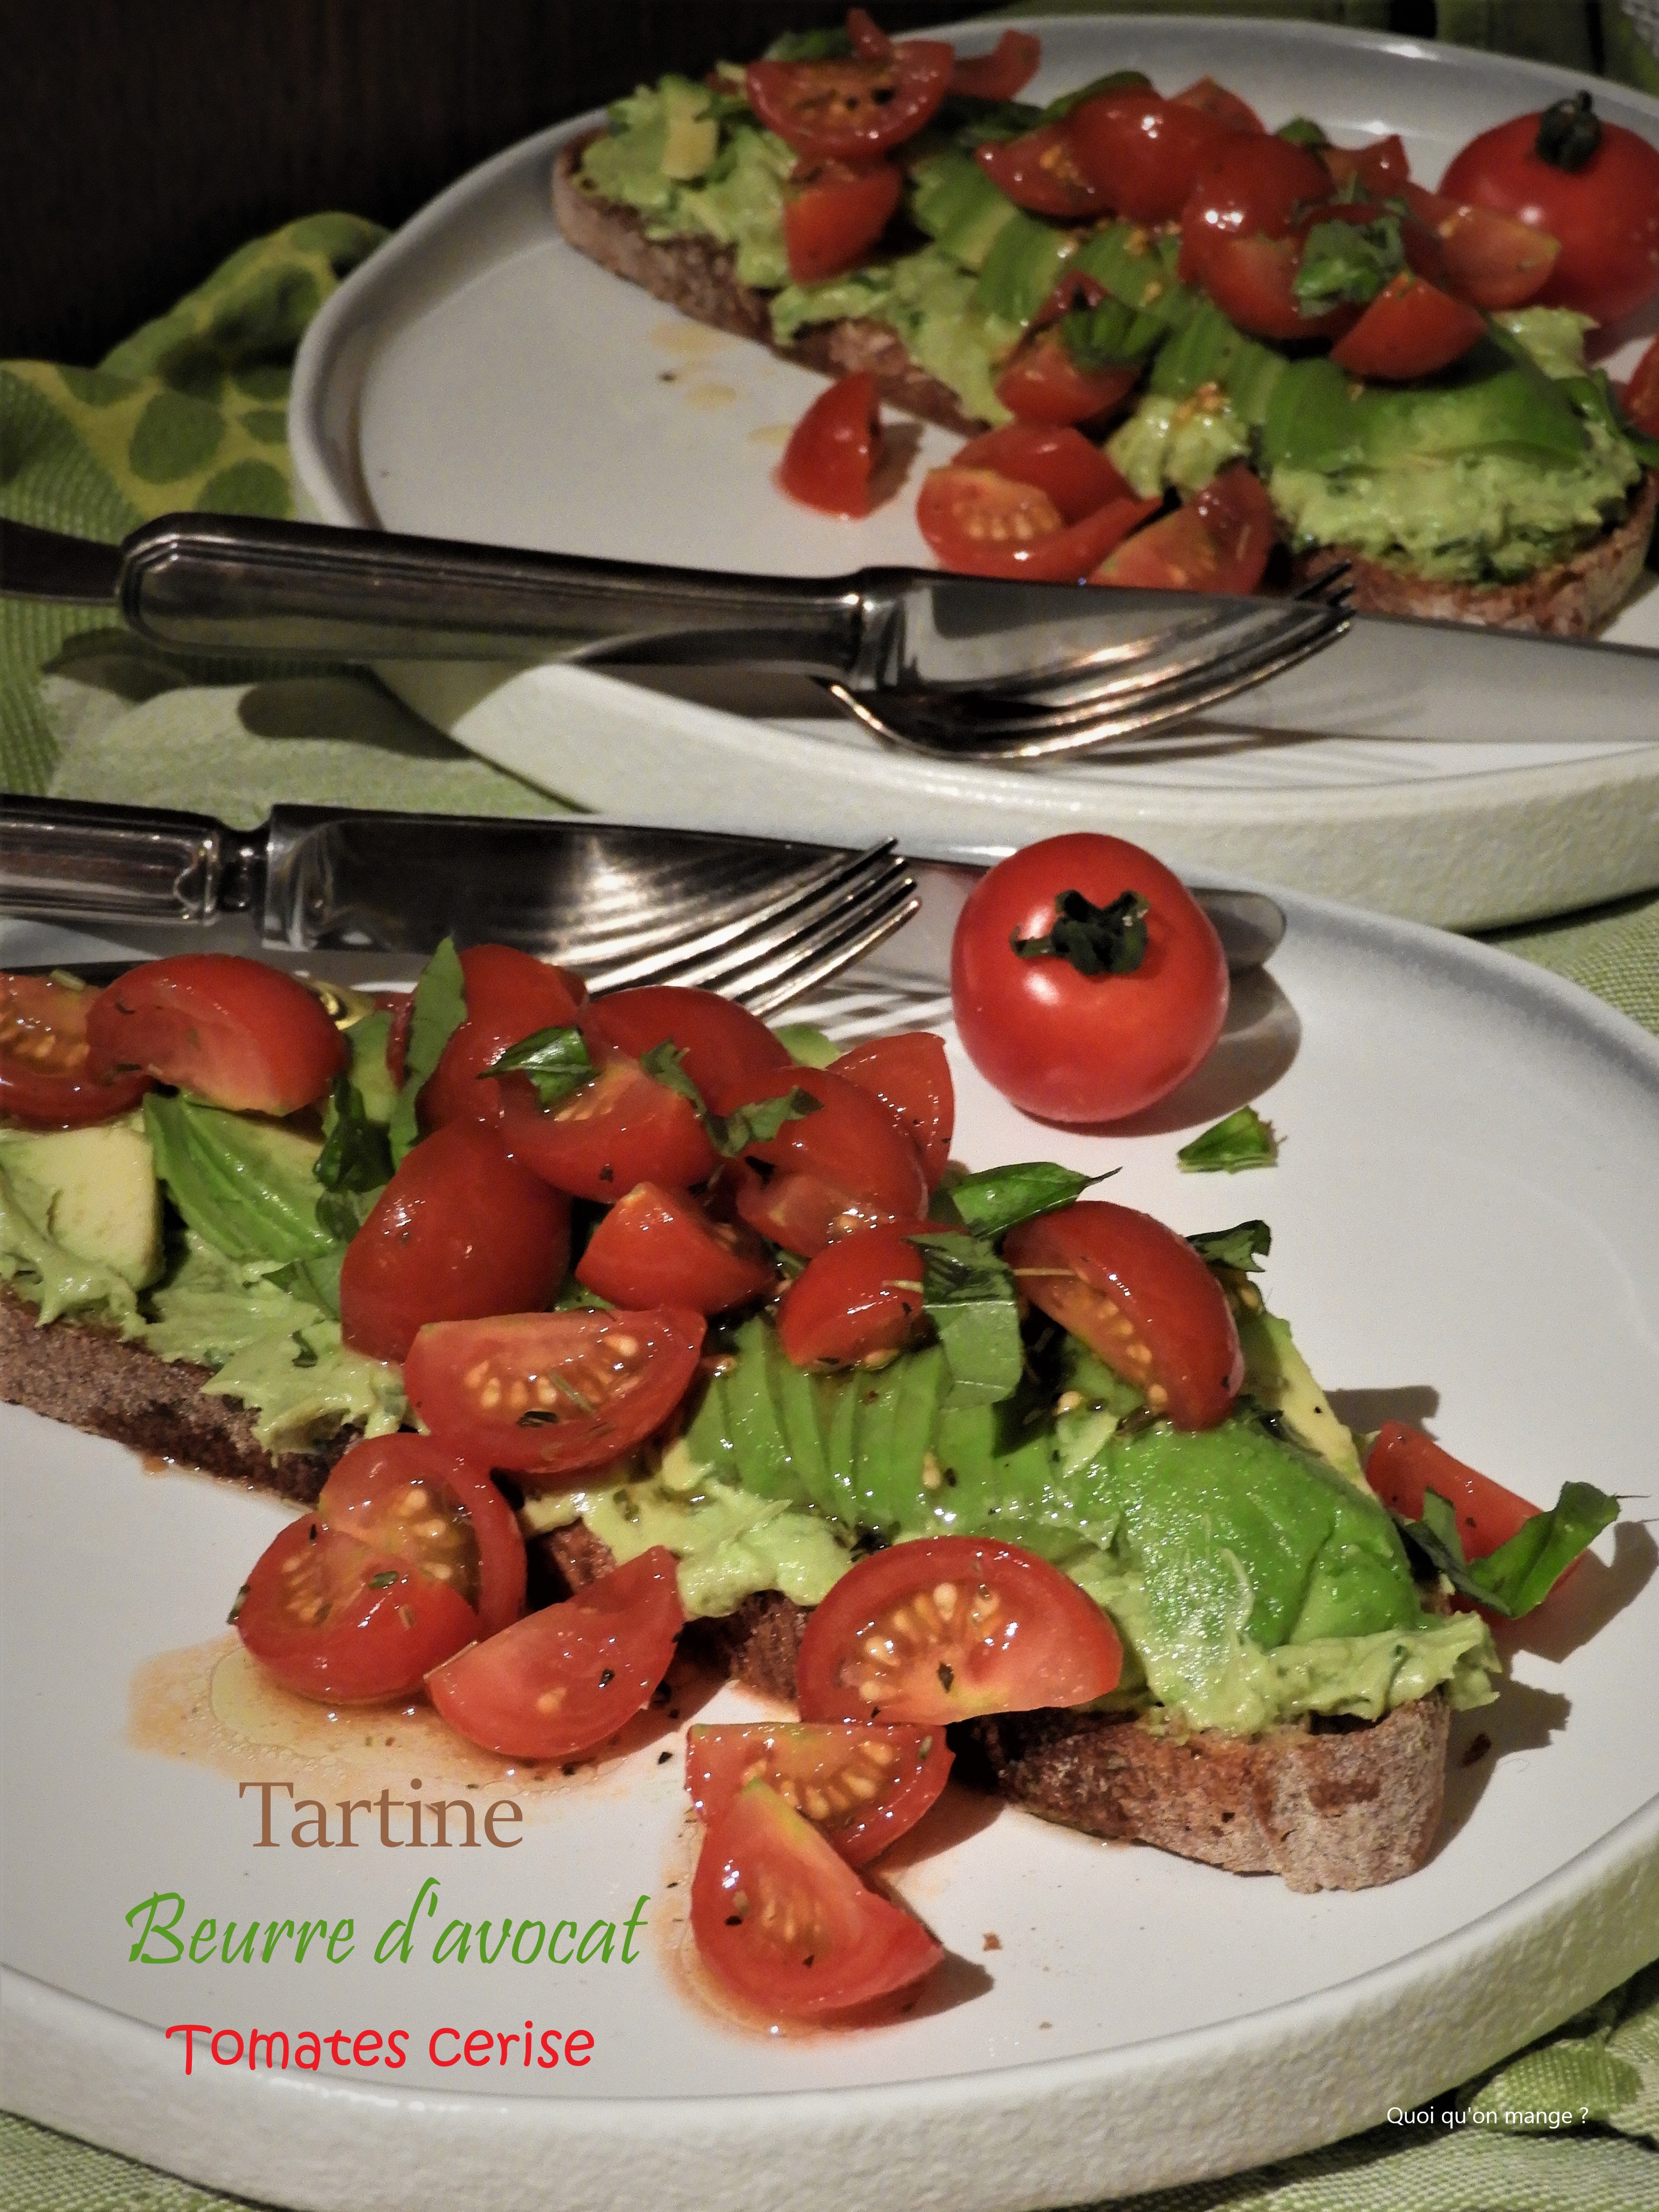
[
  {"x1": 404, "y1": 1307, "x2": 706, "y2": 1481},
  {"x1": 0, "y1": 972, "x2": 152, "y2": 1127},
  {"x1": 418, "y1": 945, "x2": 587, "y2": 1132},
  {"x1": 339, "y1": 1121, "x2": 570, "y2": 1365},
  {"x1": 585, "y1": 985, "x2": 790, "y2": 1113},
  {"x1": 1397, "y1": 180, "x2": 1558, "y2": 310},
  {"x1": 832, "y1": 1031, "x2": 954, "y2": 1187},
  {"x1": 974, "y1": 121, "x2": 1114, "y2": 218},
  {"x1": 994, "y1": 326, "x2": 1142, "y2": 427},
  {"x1": 1093, "y1": 462, "x2": 1276, "y2": 594},
  {"x1": 235, "y1": 1516, "x2": 478, "y2": 1703},
  {"x1": 777, "y1": 370, "x2": 883, "y2": 518},
  {"x1": 1441, "y1": 100, "x2": 1659, "y2": 326},
  {"x1": 951, "y1": 28, "x2": 1042, "y2": 102},
  {"x1": 795, "y1": 1534, "x2": 1122, "y2": 1723},
  {"x1": 738, "y1": 1064, "x2": 928, "y2": 1250},
  {"x1": 1178, "y1": 130, "x2": 1333, "y2": 285},
  {"x1": 574, "y1": 1181, "x2": 777, "y2": 1313},
  {"x1": 952, "y1": 423, "x2": 1136, "y2": 524},
  {"x1": 1005, "y1": 1200, "x2": 1244, "y2": 1430},
  {"x1": 691, "y1": 1779, "x2": 943, "y2": 2016},
  {"x1": 1069, "y1": 90, "x2": 1241, "y2": 223},
  {"x1": 317, "y1": 1432, "x2": 527, "y2": 1642},
  {"x1": 1330, "y1": 270, "x2": 1486, "y2": 380},
  {"x1": 497, "y1": 1045, "x2": 717, "y2": 1202},
  {"x1": 784, "y1": 162, "x2": 902, "y2": 285},
  {"x1": 687, "y1": 1720, "x2": 953, "y2": 1867},
  {"x1": 745, "y1": 39, "x2": 953, "y2": 162},
  {"x1": 1320, "y1": 134, "x2": 1412, "y2": 198},
  {"x1": 1193, "y1": 231, "x2": 1354, "y2": 342},
  {"x1": 85, "y1": 954, "x2": 345, "y2": 1115},
  {"x1": 916, "y1": 469, "x2": 1157, "y2": 581},
  {"x1": 949, "y1": 833, "x2": 1229, "y2": 1124},
  {"x1": 1171, "y1": 76, "x2": 1263, "y2": 134},
  {"x1": 1364, "y1": 1422, "x2": 1540, "y2": 1561},
  {"x1": 427, "y1": 1545, "x2": 684, "y2": 1759},
  {"x1": 776, "y1": 1221, "x2": 929, "y2": 1367}
]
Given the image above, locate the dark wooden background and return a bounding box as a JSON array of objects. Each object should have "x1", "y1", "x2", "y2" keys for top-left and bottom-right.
[{"x1": 2, "y1": 1, "x2": 984, "y2": 364}]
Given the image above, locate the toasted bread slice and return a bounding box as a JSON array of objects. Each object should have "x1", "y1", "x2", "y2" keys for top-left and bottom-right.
[
  {"x1": 1297, "y1": 471, "x2": 1658, "y2": 638},
  {"x1": 544, "y1": 1523, "x2": 1449, "y2": 1892},
  {"x1": 551, "y1": 138, "x2": 985, "y2": 436}
]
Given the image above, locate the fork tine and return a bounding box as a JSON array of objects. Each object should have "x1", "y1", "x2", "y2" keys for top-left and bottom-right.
[
  {"x1": 1294, "y1": 560, "x2": 1356, "y2": 613},
  {"x1": 732, "y1": 880, "x2": 922, "y2": 1016},
  {"x1": 660, "y1": 846, "x2": 915, "y2": 995}
]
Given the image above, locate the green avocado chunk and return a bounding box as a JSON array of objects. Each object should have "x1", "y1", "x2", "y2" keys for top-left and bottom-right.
[{"x1": 910, "y1": 147, "x2": 1020, "y2": 272}]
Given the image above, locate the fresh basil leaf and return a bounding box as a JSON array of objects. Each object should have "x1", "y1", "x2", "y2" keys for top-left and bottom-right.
[
  {"x1": 1042, "y1": 68, "x2": 1151, "y2": 123},
  {"x1": 1277, "y1": 115, "x2": 1329, "y2": 147},
  {"x1": 945, "y1": 93, "x2": 1047, "y2": 146},
  {"x1": 274, "y1": 1248, "x2": 347, "y2": 1321},
  {"x1": 386, "y1": 938, "x2": 467, "y2": 1164},
  {"x1": 1292, "y1": 214, "x2": 1404, "y2": 313},
  {"x1": 1012, "y1": 887, "x2": 1149, "y2": 977},
  {"x1": 315, "y1": 1074, "x2": 394, "y2": 1196},
  {"x1": 1187, "y1": 1220, "x2": 1272, "y2": 1274},
  {"x1": 639, "y1": 1039, "x2": 703, "y2": 1108},
  {"x1": 1058, "y1": 296, "x2": 1166, "y2": 373},
  {"x1": 909, "y1": 1231, "x2": 1023, "y2": 1407},
  {"x1": 1177, "y1": 1106, "x2": 1278, "y2": 1175},
  {"x1": 948, "y1": 1160, "x2": 1115, "y2": 1241},
  {"x1": 707, "y1": 1089, "x2": 822, "y2": 1156},
  {"x1": 491, "y1": 1024, "x2": 597, "y2": 1111},
  {"x1": 1396, "y1": 1481, "x2": 1619, "y2": 1618},
  {"x1": 765, "y1": 26, "x2": 851, "y2": 60}
]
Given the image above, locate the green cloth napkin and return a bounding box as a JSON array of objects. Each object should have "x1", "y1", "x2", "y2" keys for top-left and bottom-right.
[{"x1": 4, "y1": 1962, "x2": 1658, "y2": 2209}]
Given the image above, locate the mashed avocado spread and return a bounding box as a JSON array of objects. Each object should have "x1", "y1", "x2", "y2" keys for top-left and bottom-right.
[{"x1": 578, "y1": 76, "x2": 1648, "y2": 587}]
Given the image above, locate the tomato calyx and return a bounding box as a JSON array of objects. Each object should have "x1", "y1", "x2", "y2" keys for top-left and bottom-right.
[
  {"x1": 1010, "y1": 885, "x2": 1150, "y2": 977},
  {"x1": 1535, "y1": 89, "x2": 1601, "y2": 173}
]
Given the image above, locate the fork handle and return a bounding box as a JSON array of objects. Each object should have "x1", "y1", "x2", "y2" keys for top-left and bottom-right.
[
  {"x1": 114, "y1": 514, "x2": 865, "y2": 669},
  {"x1": 0, "y1": 796, "x2": 262, "y2": 926}
]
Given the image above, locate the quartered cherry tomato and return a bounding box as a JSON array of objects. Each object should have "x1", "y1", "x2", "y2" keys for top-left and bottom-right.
[
  {"x1": 1364, "y1": 1423, "x2": 1541, "y2": 1561},
  {"x1": 1330, "y1": 270, "x2": 1486, "y2": 381},
  {"x1": 339, "y1": 1120, "x2": 570, "y2": 1364},
  {"x1": 1171, "y1": 75, "x2": 1263, "y2": 134},
  {"x1": 1004, "y1": 1201, "x2": 1244, "y2": 1430},
  {"x1": 1068, "y1": 90, "x2": 1242, "y2": 223},
  {"x1": 235, "y1": 1515, "x2": 478, "y2": 1703},
  {"x1": 746, "y1": 37, "x2": 953, "y2": 161},
  {"x1": 1178, "y1": 130, "x2": 1333, "y2": 286},
  {"x1": 974, "y1": 120, "x2": 1114, "y2": 218},
  {"x1": 418, "y1": 945, "x2": 586, "y2": 1132},
  {"x1": 85, "y1": 954, "x2": 345, "y2": 1116},
  {"x1": 1192, "y1": 231, "x2": 1354, "y2": 342},
  {"x1": 0, "y1": 972, "x2": 152, "y2": 1127},
  {"x1": 734, "y1": 1064, "x2": 927, "y2": 1254},
  {"x1": 404, "y1": 1307, "x2": 706, "y2": 1481},
  {"x1": 317, "y1": 1432, "x2": 527, "y2": 1642},
  {"x1": 1627, "y1": 333, "x2": 1659, "y2": 436},
  {"x1": 917, "y1": 469, "x2": 1157, "y2": 581},
  {"x1": 994, "y1": 326, "x2": 1142, "y2": 426},
  {"x1": 428, "y1": 1546, "x2": 684, "y2": 1759},
  {"x1": 777, "y1": 370, "x2": 883, "y2": 518},
  {"x1": 1320, "y1": 134, "x2": 1412, "y2": 198},
  {"x1": 950, "y1": 833, "x2": 1229, "y2": 1125},
  {"x1": 497, "y1": 1044, "x2": 717, "y2": 1202},
  {"x1": 1094, "y1": 463, "x2": 1276, "y2": 594},
  {"x1": 1397, "y1": 180, "x2": 1558, "y2": 309},
  {"x1": 1441, "y1": 95, "x2": 1659, "y2": 326},
  {"x1": 691, "y1": 1779, "x2": 943, "y2": 2016},
  {"x1": 795, "y1": 1534, "x2": 1122, "y2": 1723},
  {"x1": 784, "y1": 161, "x2": 903, "y2": 285},
  {"x1": 687, "y1": 1720, "x2": 953, "y2": 1867},
  {"x1": 574, "y1": 1181, "x2": 777, "y2": 1313},
  {"x1": 952, "y1": 423, "x2": 1137, "y2": 523},
  {"x1": 832, "y1": 1031, "x2": 954, "y2": 1186},
  {"x1": 950, "y1": 28, "x2": 1041, "y2": 102},
  {"x1": 585, "y1": 985, "x2": 790, "y2": 1113},
  {"x1": 776, "y1": 1221, "x2": 928, "y2": 1367}
]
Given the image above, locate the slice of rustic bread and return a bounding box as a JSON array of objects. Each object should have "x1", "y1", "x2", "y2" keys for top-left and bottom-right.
[{"x1": 544, "y1": 1523, "x2": 1449, "y2": 1892}]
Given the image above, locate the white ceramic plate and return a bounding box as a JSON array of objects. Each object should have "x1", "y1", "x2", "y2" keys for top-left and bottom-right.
[
  {"x1": 288, "y1": 15, "x2": 1659, "y2": 930},
  {"x1": 3, "y1": 876, "x2": 1658, "y2": 2211}
]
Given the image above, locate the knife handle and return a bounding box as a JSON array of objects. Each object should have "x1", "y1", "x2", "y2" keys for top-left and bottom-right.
[
  {"x1": 0, "y1": 797, "x2": 260, "y2": 925},
  {"x1": 114, "y1": 514, "x2": 864, "y2": 670}
]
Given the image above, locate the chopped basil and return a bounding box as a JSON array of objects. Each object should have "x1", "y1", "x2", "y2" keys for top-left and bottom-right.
[
  {"x1": 1187, "y1": 1220, "x2": 1272, "y2": 1274},
  {"x1": 1277, "y1": 115, "x2": 1330, "y2": 148},
  {"x1": 1292, "y1": 214, "x2": 1404, "y2": 313},
  {"x1": 1177, "y1": 1106, "x2": 1278, "y2": 1175},
  {"x1": 765, "y1": 25, "x2": 851, "y2": 61},
  {"x1": 945, "y1": 93, "x2": 1046, "y2": 147},
  {"x1": 1397, "y1": 1482, "x2": 1619, "y2": 1618},
  {"x1": 315, "y1": 1073, "x2": 394, "y2": 1197},
  {"x1": 490, "y1": 1024, "x2": 597, "y2": 1111},
  {"x1": 639, "y1": 1039, "x2": 819, "y2": 1156},
  {"x1": 946, "y1": 1160, "x2": 1114, "y2": 1241},
  {"x1": 1011, "y1": 887, "x2": 1149, "y2": 977},
  {"x1": 367, "y1": 1570, "x2": 400, "y2": 1591},
  {"x1": 909, "y1": 1232, "x2": 1023, "y2": 1408},
  {"x1": 386, "y1": 938, "x2": 467, "y2": 1163}
]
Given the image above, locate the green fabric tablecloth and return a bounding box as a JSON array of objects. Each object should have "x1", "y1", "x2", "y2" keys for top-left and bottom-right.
[{"x1": 3, "y1": 6, "x2": 1658, "y2": 2208}]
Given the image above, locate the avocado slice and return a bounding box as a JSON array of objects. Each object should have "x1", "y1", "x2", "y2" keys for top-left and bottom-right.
[
  {"x1": 973, "y1": 210, "x2": 1076, "y2": 330},
  {"x1": 0, "y1": 1118, "x2": 163, "y2": 1290},
  {"x1": 1261, "y1": 341, "x2": 1591, "y2": 475},
  {"x1": 910, "y1": 148, "x2": 1020, "y2": 273}
]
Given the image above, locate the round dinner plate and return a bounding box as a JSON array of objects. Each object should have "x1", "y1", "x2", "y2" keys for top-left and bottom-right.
[
  {"x1": 289, "y1": 14, "x2": 1659, "y2": 930},
  {"x1": 3, "y1": 873, "x2": 1657, "y2": 2211}
]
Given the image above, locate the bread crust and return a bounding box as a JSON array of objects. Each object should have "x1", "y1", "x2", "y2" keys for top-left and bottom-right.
[
  {"x1": 0, "y1": 1285, "x2": 342, "y2": 1503},
  {"x1": 551, "y1": 138, "x2": 986, "y2": 436},
  {"x1": 1296, "y1": 470, "x2": 1658, "y2": 638},
  {"x1": 544, "y1": 1524, "x2": 1448, "y2": 1891}
]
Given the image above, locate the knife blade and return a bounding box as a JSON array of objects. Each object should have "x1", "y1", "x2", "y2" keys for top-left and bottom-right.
[{"x1": 0, "y1": 797, "x2": 1284, "y2": 975}]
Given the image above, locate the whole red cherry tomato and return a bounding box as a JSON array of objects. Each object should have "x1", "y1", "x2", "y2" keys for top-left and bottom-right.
[
  {"x1": 950, "y1": 834, "x2": 1228, "y2": 1124},
  {"x1": 1441, "y1": 94, "x2": 1659, "y2": 326}
]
